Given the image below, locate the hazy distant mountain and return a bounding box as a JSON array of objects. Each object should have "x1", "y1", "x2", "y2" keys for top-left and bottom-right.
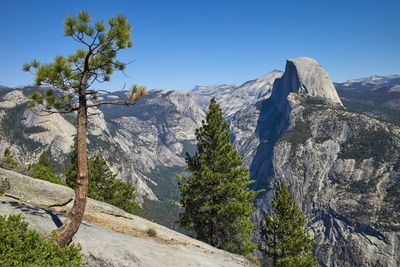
[
  {"x1": 339, "y1": 75, "x2": 400, "y2": 90},
  {"x1": 1, "y1": 59, "x2": 399, "y2": 266},
  {"x1": 190, "y1": 70, "x2": 283, "y2": 117},
  {"x1": 0, "y1": 85, "x2": 11, "y2": 91},
  {"x1": 335, "y1": 75, "x2": 400, "y2": 124}
]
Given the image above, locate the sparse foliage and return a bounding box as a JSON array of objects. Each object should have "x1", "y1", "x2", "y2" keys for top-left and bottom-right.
[
  {"x1": 0, "y1": 150, "x2": 64, "y2": 185},
  {"x1": 23, "y1": 11, "x2": 146, "y2": 245},
  {"x1": 38, "y1": 150, "x2": 51, "y2": 168},
  {"x1": 2, "y1": 147, "x2": 20, "y2": 169},
  {"x1": 23, "y1": 11, "x2": 146, "y2": 112},
  {"x1": 4, "y1": 147, "x2": 11, "y2": 157}
]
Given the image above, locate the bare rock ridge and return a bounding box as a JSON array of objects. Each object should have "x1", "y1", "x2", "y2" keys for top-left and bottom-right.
[
  {"x1": 190, "y1": 70, "x2": 283, "y2": 117},
  {"x1": 0, "y1": 168, "x2": 253, "y2": 267},
  {"x1": 270, "y1": 57, "x2": 342, "y2": 105},
  {"x1": 250, "y1": 57, "x2": 342, "y2": 190},
  {"x1": 1, "y1": 57, "x2": 400, "y2": 266},
  {"x1": 287, "y1": 57, "x2": 342, "y2": 104},
  {"x1": 247, "y1": 58, "x2": 400, "y2": 266},
  {"x1": 250, "y1": 58, "x2": 400, "y2": 266}
]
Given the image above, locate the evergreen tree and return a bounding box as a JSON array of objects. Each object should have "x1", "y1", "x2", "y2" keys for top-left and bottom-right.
[
  {"x1": 178, "y1": 97, "x2": 257, "y2": 256},
  {"x1": 2, "y1": 147, "x2": 19, "y2": 169},
  {"x1": 4, "y1": 148, "x2": 11, "y2": 158},
  {"x1": 1, "y1": 149, "x2": 62, "y2": 184},
  {"x1": 65, "y1": 150, "x2": 139, "y2": 215},
  {"x1": 23, "y1": 11, "x2": 146, "y2": 245},
  {"x1": 28, "y1": 151, "x2": 65, "y2": 185},
  {"x1": 260, "y1": 183, "x2": 317, "y2": 267},
  {"x1": 29, "y1": 163, "x2": 65, "y2": 185},
  {"x1": 38, "y1": 151, "x2": 51, "y2": 168}
]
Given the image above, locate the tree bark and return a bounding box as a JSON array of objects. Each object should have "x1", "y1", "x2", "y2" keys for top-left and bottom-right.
[{"x1": 56, "y1": 90, "x2": 88, "y2": 246}]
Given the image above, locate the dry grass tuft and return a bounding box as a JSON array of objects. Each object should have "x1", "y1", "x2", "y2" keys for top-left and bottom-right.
[{"x1": 146, "y1": 227, "x2": 157, "y2": 238}]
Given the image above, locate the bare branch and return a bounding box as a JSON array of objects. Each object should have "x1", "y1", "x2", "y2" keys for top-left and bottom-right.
[
  {"x1": 87, "y1": 99, "x2": 138, "y2": 108},
  {"x1": 86, "y1": 89, "x2": 121, "y2": 97},
  {"x1": 124, "y1": 60, "x2": 136, "y2": 66},
  {"x1": 72, "y1": 32, "x2": 91, "y2": 47},
  {"x1": 90, "y1": 30, "x2": 100, "y2": 47},
  {"x1": 30, "y1": 107, "x2": 79, "y2": 117}
]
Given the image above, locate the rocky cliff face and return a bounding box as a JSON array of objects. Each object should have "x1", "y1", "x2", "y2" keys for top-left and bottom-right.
[
  {"x1": 282, "y1": 58, "x2": 342, "y2": 105},
  {"x1": 271, "y1": 97, "x2": 400, "y2": 266},
  {"x1": 190, "y1": 70, "x2": 283, "y2": 167},
  {"x1": 251, "y1": 58, "x2": 400, "y2": 266},
  {"x1": 0, "y1": 88, "x2": 205, "y2": 203},
  {"x1": 250, "y1": 58, "x2": 343, "y2": 190},
  {"x1": 190, "y1": 70, "x2": 282, "y2": 118},
  {"x1": 93, "y1": 90, "x2": 205, "y2": 202},
  {"x1": 0, "y1": 58, "x2": 399, "y2": 266}
]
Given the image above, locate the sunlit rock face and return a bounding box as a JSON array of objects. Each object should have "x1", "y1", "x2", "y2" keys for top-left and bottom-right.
[
  {"x1": 283, "y1": 57, "x2": 342, "y2": 105},
  {"x1": 1, "y1": 57, "x2": 399, "y2": 266},
  {"x1": 190, "y1": 70, "x2": 283, "y2": 118},
  {"x1": 250, "y1": 57, "x2": 400, "y2": 267},
  {"x1": 0, "y1": 87, "x2": 205, "y2": 203}
]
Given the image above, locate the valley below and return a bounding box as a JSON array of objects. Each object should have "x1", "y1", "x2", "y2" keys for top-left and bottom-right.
[{"x1": 1, "y1": 57, "x2": 399, "y2": 266}]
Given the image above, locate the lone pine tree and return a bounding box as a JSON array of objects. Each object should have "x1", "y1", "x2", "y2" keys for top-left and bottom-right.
[
  {"x1": 178, "y1": 97, "x2": 258, "y2": 256},
  {"x1": 23, "y1": 11, "x2": 146, "y2": 245},
  {"x1": 260, "y1": 183, "x2": 317, "y2": 267}
]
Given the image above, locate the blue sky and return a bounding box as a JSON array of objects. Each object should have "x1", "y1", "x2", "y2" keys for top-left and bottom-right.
[{"x1": 0, "y1": 0, "x2": 399, "y2": 91}]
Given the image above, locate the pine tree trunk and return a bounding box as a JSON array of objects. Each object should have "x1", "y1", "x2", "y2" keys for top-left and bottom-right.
[{"x1": 56, "y1": 92, "x2": 88, "y2": 246}]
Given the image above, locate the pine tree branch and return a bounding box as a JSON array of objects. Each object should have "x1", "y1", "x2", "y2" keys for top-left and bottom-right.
[
  {"x1": 87, "y1": 99, "x2": 138, "y2": 108},
  {"x1": 32, "y1": 107, "x2": 79, "y2": 116}
]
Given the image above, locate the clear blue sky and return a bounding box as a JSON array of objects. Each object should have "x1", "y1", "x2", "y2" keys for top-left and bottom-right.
[{"x1": 0, "y1": 0, "x2": 399, "y2": 91}]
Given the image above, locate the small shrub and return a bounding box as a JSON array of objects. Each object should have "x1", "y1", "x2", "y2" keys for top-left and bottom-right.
[
  {"x1": 0, "y1": 214, "x2": 82, "y2": 266},
  {"x1": 0, "y1": 178, "x2": 10, "y2": 195},
  {"x1": 28, "y1": 163, "x2": 65, "y2": 185},
  {"x1": 146, "y1": 227, "x2": 157, "y2": 238},
  {"x1": 1, "y1": 147, "x2": 21, "y2": 170}
]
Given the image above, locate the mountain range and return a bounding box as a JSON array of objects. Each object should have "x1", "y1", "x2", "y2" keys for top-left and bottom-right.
[{"x1": 0, "y1": 57, "x2": 399, "y2": 266}]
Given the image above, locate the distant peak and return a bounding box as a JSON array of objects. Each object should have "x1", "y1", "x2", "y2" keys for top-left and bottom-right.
[
  {"x1": 258, "y1": 69, "x2": 283, "y2": 80},
  {"x1": 287, "y1": 57, "x2": 319, "y2": 65},
  {"x1": 345, "y1": 74, "x2": 400, "y2": 84},
  {"x1": 272, "y1": 57, "x2": 343, "y2": 105}
]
